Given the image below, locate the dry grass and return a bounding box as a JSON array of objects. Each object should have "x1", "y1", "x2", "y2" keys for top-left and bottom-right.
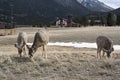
[
  {"x1": 48, "y1": 27, "x2": 120, "y2": 44},
  {"x1": 0, "y1": 26, "x2": 120, "y2": 80},
  {"x1": 0, "y1": 46, "x2": 120, "y2": 80},
  {"x1": 0, "y1": 29, "x2": 16, "y2": 36},
  {"x1": 0, "y1": 26, "x2": 120, "y2": 44}
]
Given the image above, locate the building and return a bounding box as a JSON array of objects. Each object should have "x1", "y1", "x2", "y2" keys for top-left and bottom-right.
[
  {"x1": 67, "y1": 16, "x2": 73, "y2": 27},
  {"x1": 56, "y1": 19, "x2": 67, "y2": 27}
]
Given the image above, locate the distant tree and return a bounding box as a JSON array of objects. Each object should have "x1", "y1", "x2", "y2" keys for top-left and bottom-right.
[
  {"x1": 37, "y1": 24, "x2": 43, "y2": 27},
  {"x1": 117, "y1": 14, "x2": 120, "y2": 25},
  {"x1": 46, "y1": 23, "x2": 51, "y2": 27},
  {"x1": 112, "y1": 14, "x2": 117, "y2": 26},
  {"x1": 107, "y1": 13, "x2": 117, "y2": 26},
  {"x1": 74, "y1": 16, "x2": 88, "y2": 27},
  {"x1": 32, "y1": 24, "x2": 36, "y2": 27},
  {"x1": 74, "y1": 17, "x2": 81, "y2": 24},
  {"x1": 100, "y1": 16, "x2": 107, "y2": 26},
  {"x1": 81, "y1": 16, "x2": 88, "y2": 27},
  {"x1": 90, "y1": 18, "x2": 95, "y2": 26}
]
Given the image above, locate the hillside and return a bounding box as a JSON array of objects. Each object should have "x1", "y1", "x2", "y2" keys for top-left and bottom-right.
[
  {"x1": 0, "y1": 0, "x2": 90, "y2": 24},
  {"x1": 112, "y1": 8, "x2": 120, "y2": 14}
]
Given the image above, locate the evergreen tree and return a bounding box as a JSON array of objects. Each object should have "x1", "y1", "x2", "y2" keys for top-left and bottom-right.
[
  {"x1": 74, "y1": 16, "x2": 88, "y2": 27},
  {"x1": 74, "y1": 17, "x2": 81, "y2": 24},
  {"x1": 81, "y1": 16, "x2": 88, "y2": 26},
  {"x1": 100, "y1": 16, "x2": 107, "y2": 26},
  {"x1": 117, "y1": 15, "x2": 120, "y2": 25},
  {"x1": 107, "y1": 13, "x2": 117, "y2": 26},
  {"x1": 90, "y1": 18, "x2": 95, "y2": 26}
]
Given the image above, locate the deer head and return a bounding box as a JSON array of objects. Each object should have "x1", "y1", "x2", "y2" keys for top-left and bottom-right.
[
  {"x1": 26, "y1": 45, "x2": 36, "y2": 58},
  {"x1": 14, "y1": 43, "x2": 23, "y2": 57},
  {"x1": 103, "y1": 47, "x2": 114, "y2": 58}
]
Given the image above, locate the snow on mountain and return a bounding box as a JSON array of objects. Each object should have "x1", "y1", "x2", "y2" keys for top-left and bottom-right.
[{"x1": 77, "y1": 0, "x2": 114, "y2": 12}]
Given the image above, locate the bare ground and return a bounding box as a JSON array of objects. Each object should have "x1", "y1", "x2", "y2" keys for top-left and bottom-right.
[{"x1": 0, "y1": 26, "x2": 120, "y2": 80}]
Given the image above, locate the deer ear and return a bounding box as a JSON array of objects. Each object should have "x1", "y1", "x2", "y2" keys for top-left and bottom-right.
[
  {"x1": 14, "y1": 43, "x2": 18, "y2": 48},
  {"x1": 112, "y1": 47, "x2": 114, "y2": 51},
  {"x1": 14, "y1": 43, "x2": 21, "y2": 49}
]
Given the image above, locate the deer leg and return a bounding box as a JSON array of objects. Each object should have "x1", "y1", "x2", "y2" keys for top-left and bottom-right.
[
  {"x1": 44, "y1": 45, "x2": 47, "y2": 59},
  {"x1": 99, "y1": 50, "x2": 102, "y2": 59},
  {"x1": 22, "y1": 46, "x2": 26, "y2": 56},
  {"x1": 97, "y1": 48, "x2": 101, "y2": 59},
  {"x1": 42, "y1": 45, "x2": 45, "y2": 57},
  {"x1": 19, "y1": 53, "x2": 22, "y2": 57},
  {"x1": 97, "y1": 49, "x2": 99, "y2": 58},
  {"x1": 97, "y1": 48, "x2": 101, "y2": 58},
  {"x1": 19, "y1": 54, "x2": 22, "y2": 57},
  {"x1": 102, "y1": 51, "x2": 105, "y2": 58},
  {"x1": 42, "y1": 45, "x2": 47, "y2": 59},
  {"x1": 42, "y1": 45, "x2": 44, "y2": 57},
  {"x1": 18, "y1": 51, "x2": 22, "y2": 57}
]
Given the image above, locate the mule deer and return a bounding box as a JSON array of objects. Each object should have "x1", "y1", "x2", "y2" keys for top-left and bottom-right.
[
  {"x1": 14, "y1": 32, "x2": 27, "y2": 57},
  {"x1": 96, "y1": 36, "x2": 114, "y2": 58},
  {"x1": 26, "y1": 29, "x2": 49, "y2": 58}
]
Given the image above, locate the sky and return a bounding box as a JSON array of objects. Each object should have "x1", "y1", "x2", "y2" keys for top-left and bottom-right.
[{"x1": 99, "y1": 0, "x2": 120, "y2": 9}]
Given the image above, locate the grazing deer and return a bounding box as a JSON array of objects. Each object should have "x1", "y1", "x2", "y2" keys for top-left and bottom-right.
[
  {"x1": 26, "y1": 29, "x2": 49, "y2": 58},
  {"x1": 96, "y1": 36, "x2": 114, "y2": 59},
  {"x1": 14, "y1": 32, "x2": 27, "y2": 57}
]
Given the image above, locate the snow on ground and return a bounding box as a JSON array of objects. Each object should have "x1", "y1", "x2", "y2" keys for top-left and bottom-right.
[{"x1": 27, "y1": 42, "x2": 120, "y2": 50}]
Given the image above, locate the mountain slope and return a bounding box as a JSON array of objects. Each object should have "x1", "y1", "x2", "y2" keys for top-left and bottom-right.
[
  {"x1": 0, "y1": 0, "x2": 91, "y2": 24},
  {"x1": 77, "y1": 0, "x2": 114, "y2": 12},
  {"x1": 112, "y1": 8, "x2": 120, "y2": 14}
]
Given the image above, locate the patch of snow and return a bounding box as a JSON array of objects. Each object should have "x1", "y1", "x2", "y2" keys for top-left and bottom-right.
[
  {"x1": 114, "y1": 45, "x2": 120, "y2": 50},
  {"x1": 26, "y1": 43, "x2": 33, "y2": 46},
  {"x1": 48, "y1": 42, "x2": 97, "y2": 48},
  {"x1": 26, "y1": 42, "x2": 120, "y2": 50}
]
